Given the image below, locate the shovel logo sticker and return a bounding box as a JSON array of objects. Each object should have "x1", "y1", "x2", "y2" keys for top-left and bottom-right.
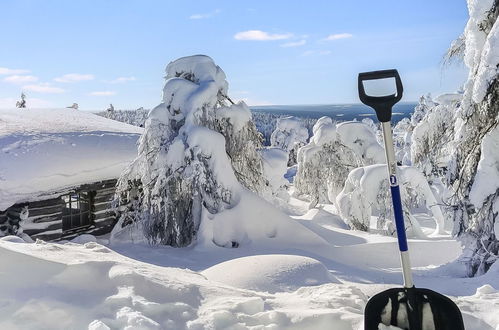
[{"x1": 390, "y1": 175, "x2": 397, "y2": 186}]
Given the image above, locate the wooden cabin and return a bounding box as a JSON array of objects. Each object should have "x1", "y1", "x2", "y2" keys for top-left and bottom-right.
[{"x1": 0, "y1": 108, "x2": 143, "y2": 241}]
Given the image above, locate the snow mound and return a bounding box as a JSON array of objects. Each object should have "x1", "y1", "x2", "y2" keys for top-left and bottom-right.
[
  {"x1": 0, "y1": 108, "x2": 142, "y2": 210},
  {"x1": 0, "y1": 239, "x2": 366, "y2": 330},
  {"x1": 201, "y1": 254, "x2": 337, "y2": 293}
]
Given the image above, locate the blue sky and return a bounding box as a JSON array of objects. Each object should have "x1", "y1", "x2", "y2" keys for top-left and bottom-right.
[{"x1": 0, "y1": 0, "x2": 468, "y2": 110}]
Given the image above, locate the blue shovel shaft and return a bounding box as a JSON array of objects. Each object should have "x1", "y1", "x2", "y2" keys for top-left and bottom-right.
[
  {"x1": 390, "y1": 185, "x2": 408, "y2": 252},
  {"x1": 381, "y1": 121, "x2": 414, "y2": 288}
]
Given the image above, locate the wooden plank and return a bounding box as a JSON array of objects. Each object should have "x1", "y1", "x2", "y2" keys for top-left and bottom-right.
[
  {"x1": 94, "y1": 216, "x2": 116, "y2": 228},
  {"x1": 94, "y1": 194, "x2": 115, "y2": 204},
  {"x1": 80, "y1": 179, "x2": 117, "y2": 191},
  {"x1": 95, "y1": 187, "x2": 116, "y2": 195},
  {"x1": 26, "y1": 204, "x2": 64, "y2": 217},
  {"x1": 94, "y1": 211, "x2": 115, "y2": 221},
  {"x1": 94, "y1": 202, "x2": 112, "y2": 213},
  {"x1": 31, "y1": 230, "x2": 62, "y2": 241},
  {"x1": 28, "y1": 198, "x2": 64, "y2": 209},
  {"x1": 23, "y1": 221, "x2": 62, "y2": 235},
  {"x1": 29, "y1": 212, "x2": 63, "y2": 223}
]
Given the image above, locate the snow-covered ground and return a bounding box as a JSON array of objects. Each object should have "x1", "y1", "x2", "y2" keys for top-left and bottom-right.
[{"x1": 0, "y1": 192, "x2": 497, "y2": 330}]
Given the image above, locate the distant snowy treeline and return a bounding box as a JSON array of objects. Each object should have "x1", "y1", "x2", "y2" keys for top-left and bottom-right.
[
  {"x1": 96, "y1": 107, "x2": 318, "y2": 146},
  {"x1": 96, "y1": 108, "x2": 148, "y2": 127}
]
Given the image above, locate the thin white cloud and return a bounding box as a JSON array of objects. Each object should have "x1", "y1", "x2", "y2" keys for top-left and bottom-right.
[
  {"x1": 301, "y1": 50, "x2": 332, "y2": 56},
  {"x1": 107, "y1": 76, "x2": 136, "y2": 84},
  {"x1": 0, "y1": 67, "x2": 30, "y2": 75},
  {"x1": 323, "y1": 33, "x2": 353, "y2": 41},
  {"x1": 280, "y1": 40, "x2": 306, "y2": 47},
  {"x1": 90, "y1": 91, "x2": 116, "y2": 96},
  {"x1": 23, "y1": 83, "x2": 65, "y2": 94},
  {"x1": 4, "y1": 75, "x2": 39, "y2": 84},
  {"x1": 189, "y1": 9, "x2": 221, "y2": 19},
  {"x1": 54, "y1": 73, "x2": 94, "y2": 83},
  {"x1": 234, "y1": 30, "x2": 293, "y2": 41}
]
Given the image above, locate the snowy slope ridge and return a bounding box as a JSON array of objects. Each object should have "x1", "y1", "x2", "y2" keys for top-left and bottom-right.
[{"x1": 0, "y1": 108, "x2": 142, "y2": 210}]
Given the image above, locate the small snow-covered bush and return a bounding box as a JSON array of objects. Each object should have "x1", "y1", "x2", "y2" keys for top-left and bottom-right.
[
  {"x1": 294, "y1": 117, "x2": 384, "y2": 206},
  {"x1": 270, "y1": 116, "x2": 309, "y2": 166},
  {"x1": 336, "y1": 165, "x2": 445, "y2": 237},
  {"x1": 260, "y1": 147, "x2": 289, "y2": 201}
]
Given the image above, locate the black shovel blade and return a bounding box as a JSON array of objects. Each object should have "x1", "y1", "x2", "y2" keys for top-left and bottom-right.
[{"x1": 364, "y1": 287, "x2": 464, "y2": 330}]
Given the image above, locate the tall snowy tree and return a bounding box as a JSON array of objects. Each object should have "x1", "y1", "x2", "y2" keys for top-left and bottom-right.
[
  {"x1": 447, "y1": 0, "x2": 499, "y2": 276},
  {"x1": 113, "y1": 55, "x2": 267, "y2": 247}
]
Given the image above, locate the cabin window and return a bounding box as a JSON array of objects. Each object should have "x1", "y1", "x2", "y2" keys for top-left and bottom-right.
[{"x1": 62, "y1": 191, "x2": 94, "y2": 232}]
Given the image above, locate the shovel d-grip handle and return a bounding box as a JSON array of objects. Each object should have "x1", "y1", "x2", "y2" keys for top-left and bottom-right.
[{"x1": 358, "y1": 69, "x2": 403, "y2": 122}]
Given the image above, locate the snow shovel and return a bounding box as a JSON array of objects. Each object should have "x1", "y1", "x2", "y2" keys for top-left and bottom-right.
[{"x1": 358, "y1": 69, "x2": 465, "y2": 330}]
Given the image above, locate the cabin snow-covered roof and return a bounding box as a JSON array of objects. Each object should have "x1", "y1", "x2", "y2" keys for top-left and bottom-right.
[{"x1": 0, "y1": 108, "x2": 143, "y2": 211}]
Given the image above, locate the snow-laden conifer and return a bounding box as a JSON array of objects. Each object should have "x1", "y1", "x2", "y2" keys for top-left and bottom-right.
[{"x1": 112, "y1": 55, "x2": 267, "y2": 246}]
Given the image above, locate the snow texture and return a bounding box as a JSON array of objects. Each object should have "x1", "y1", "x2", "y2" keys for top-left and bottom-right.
[{"x1": 0, "y1": 108, "x2": 142, "y2": 211}]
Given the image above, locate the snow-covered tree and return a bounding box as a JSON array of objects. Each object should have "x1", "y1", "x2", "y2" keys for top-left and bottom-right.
[
  {"x1": 107, "y1": 104, "x2": 115, "y2": 113},
  {"x1": 270, "y1": 116, "x2": 309, "y2": 166},
  {"x1": 336, "y1": 164, "x2": 445, "y2": 237},
  {"x1": 66, "y1": 103, "x2": 79, "y2": 110},
  {"x1": 112, "y1": 55, "x2": 267, "y2": 247},
  {"x1": 410, "y1": 93, "x2": 461, "y2": 179},
  {"x1": 445, "y1": 0, "x2": 499, "y2": 276},
  {"x1": 260, "y1": 147, "x2": 290, "y2": 201},
  {"x1": 16, "y1": 93, "x2": 26, "y2": 108},
  {"x1": 294, "y1": 117, "x2": 384, "y2": 207}
]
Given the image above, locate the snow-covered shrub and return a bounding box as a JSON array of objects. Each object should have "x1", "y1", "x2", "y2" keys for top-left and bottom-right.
[
  {"x1": 270, "y1": 116, "x2": 309, "y2": 166},
  {"x1": 445, "y1": 0, "x2": 499, "y2": 275},
  {"x1": 294, "y1": 117, "x2": 384, "y2": 207},
  {"x1": 336, "y1": 165, "x2": 445, "y2": 237},
  {"x1": 252, "y1": 111, "x2": 316, "y2": 146},
  {"x1": 260, "y1": 147, "x2": 289, "y2": 201},
  {"x1": 112, "y1": 55, "x2": 267, "y2": 247}
]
